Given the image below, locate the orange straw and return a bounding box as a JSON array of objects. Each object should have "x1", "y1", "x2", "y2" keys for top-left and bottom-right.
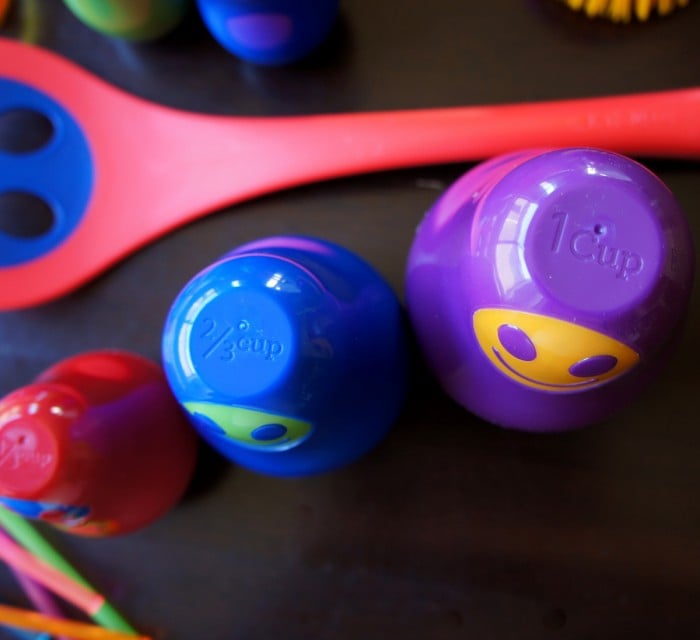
[
  {"x1": 0, "y1": 604, "x2": 151, "y2": 640},
  {"x1": 0, "y1": 533, "x2": 105, "y2": 615}
]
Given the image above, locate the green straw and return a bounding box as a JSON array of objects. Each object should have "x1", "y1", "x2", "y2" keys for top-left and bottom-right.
[{"x1": 0, "y1": 506, "x2": 138, "y2": 635}]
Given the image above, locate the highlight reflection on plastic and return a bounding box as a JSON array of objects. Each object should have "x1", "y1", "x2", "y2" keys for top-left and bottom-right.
[{"x1": 473, "y1": 309, "x2": 639, "y2": 392}]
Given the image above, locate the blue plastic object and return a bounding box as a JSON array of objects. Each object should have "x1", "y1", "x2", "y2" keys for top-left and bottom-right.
[
  {"x1": 162, "y1": 236, "x2": 409, "y2": 477},
  {"x1": 0, "y1": 79, "x2": 93, "y2": 267},
  {"x1": 196, "y1": 0, "x2": 340, "y2": 65}
]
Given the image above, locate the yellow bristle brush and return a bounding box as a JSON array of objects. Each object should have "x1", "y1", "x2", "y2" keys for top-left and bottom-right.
[{"x1": 562, "y1": 0, "x2": 690, "y2": 22}]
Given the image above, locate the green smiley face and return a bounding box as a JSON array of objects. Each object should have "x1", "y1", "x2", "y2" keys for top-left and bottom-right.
[{"x1": 183, "y1": 401, "x2": 313, "y2": 452}]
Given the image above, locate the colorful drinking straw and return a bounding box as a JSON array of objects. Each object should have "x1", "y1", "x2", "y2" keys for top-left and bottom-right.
[
  {"x1": 0, "y1": 507, "x2": 138, "y2": 634},
  {"x1": 1, "y1": 530, "x2": 69, "y2": 640},
  {"x1": 0, "y1": 534, "x2": 106, "y2": 616},
  {"x1": 0, "y1": 604, "x2": 150, "y2": 640}
]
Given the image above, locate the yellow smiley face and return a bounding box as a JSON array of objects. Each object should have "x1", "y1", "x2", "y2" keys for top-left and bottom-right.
[{"x1": 473, "y1": 308, "x2": 639, "y2": 392}]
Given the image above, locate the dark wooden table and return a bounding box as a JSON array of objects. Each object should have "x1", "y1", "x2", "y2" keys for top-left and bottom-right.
[{"x1": 1, "y1": 2, "x2": 699, "y2": 638}]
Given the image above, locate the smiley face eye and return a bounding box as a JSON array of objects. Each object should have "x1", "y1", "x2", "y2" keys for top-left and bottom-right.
[
  {"x1": 569, "y1": 355, "x2": 617, "y2": 378},
  {"x1": 251, "y1": 423, "x2": 287, "y2": 441},
  {"x1": 497, "y1": 324, "x2": 537, "y2": 361}
]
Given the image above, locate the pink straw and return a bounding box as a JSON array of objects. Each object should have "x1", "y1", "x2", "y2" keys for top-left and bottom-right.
[
  {"x1": 0, "y1": 529, "x2": 70, "y2": 640},
  {"x1": 0, "y1": 532, "x2": 105, "y2": 616},
  {"x1": 0, "y1": 530, "x2": 62, "y2": 610}
]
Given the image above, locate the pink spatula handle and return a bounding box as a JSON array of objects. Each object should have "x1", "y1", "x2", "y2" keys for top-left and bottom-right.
[{"x1": 0, "y1": 36, "x2": 697, "y2": 310}]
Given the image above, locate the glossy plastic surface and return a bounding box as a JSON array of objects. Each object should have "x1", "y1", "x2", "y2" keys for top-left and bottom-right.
[
  {"x1": 197, "y1": 0, "x2": 340, "y2": 65},
  {"x1": 162, "y1": 236, "x2": 408, "y2": 477},
  {"x1": 0, "y1": 351, "x2": 198, "y2": 536},
  {"x1": 63, "y1": 0, "x2": 188, "y2": 40},
  {"x1": 0, "y1": 37, "x2": 698, "y2": 310},
  {"x1": 405, "y1": 148, "x2": 695, "y2": 432}
]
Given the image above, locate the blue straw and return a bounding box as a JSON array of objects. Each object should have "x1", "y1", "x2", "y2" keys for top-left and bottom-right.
[{"x1": 0, "y1": 620, "x2": 50, "y2": 639}]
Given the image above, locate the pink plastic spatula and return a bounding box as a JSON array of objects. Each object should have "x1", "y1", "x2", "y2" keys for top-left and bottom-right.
[{"x1": 0, "y1": 37, "x2": 698, "y2": 310}]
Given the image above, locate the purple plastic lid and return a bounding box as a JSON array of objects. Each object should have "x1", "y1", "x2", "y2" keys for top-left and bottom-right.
[
  {"x1": 463, "y1": 148, "x2": 690, "y2": 348},
  {"x1": 521, "y1": 155, "x2": 663, "y2": 314}
]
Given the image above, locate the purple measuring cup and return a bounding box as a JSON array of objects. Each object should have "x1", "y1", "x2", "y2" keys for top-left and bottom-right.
[{"x1": 405, "y1": 148, "x2": 695, "y2": 432}]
